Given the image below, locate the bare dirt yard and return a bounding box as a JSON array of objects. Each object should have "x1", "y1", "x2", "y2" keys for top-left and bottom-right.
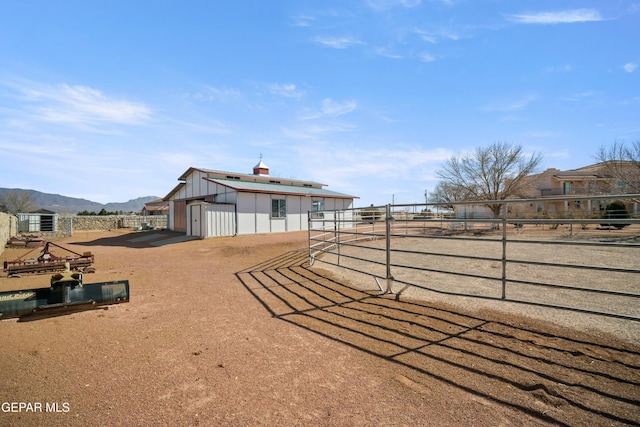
[
  {"x1": 1, "y1": 229, "x2": 639, "y2": 426},
  {"x1": 315, "y1": 224, "x2": 640, "y2": 342}
]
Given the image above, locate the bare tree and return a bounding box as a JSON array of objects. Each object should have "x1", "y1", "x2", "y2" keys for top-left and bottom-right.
[
  {"x1": 0, "y1": 191, "x2": 38, "y2": 215},
  {"x1": 595, "y1": 140, "x2": 640, "y2": 193},
  {"x1": 430, "y1": 181, "x2": 472, "y2": 210},
  {"x1": 436, "y1": 142, "x2": 543, "y2": 218}
]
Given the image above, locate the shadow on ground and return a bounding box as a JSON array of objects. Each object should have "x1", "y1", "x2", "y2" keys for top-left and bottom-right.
[
  {"x1": 70, "y1": 230, "x2": 198, "y2": 249},
  {"x1": 236, "y1": 250, "x2": 640, "y2": 426}
]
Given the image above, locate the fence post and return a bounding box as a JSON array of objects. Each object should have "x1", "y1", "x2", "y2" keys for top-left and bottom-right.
[
  {"x1": 337, "y1": 210, "x2": 341, "y2": 266},
  {"x1": 385, "y1": 204, "x2": 393, "y2": 294},
  {"x1": 501, "y1": 213, "x2": 507, "y2": 299},
  {"x1": 307, "y1": 210, "x2": 312, "y2": 265},
  {"x1": 569, "y1": 211, "x2": 573, "y2": 237}
]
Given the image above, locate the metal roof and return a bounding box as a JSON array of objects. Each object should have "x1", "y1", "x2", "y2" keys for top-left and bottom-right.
[
  {"x1": 205, "y1": 177, "x2": 357, "y2": 199},
  {"x1": 166, "y1": 166, "x2": 357, "y2": 200},
  {"x1": 177, "y1": 166, "x2": 326, "y2": 186}
]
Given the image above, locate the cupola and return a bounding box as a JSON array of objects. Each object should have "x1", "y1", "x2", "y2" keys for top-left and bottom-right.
[{"x1": 253, "y1": 155, "x2": 269, "y2": 176}]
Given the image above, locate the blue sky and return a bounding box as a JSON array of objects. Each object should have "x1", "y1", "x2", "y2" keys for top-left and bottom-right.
[{"x1": 1, "y1": 1, "x2": 638, "y2": 207}]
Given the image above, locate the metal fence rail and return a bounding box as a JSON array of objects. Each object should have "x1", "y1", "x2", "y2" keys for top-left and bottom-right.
[{"x1": 308, "y1": 194, "x2": 640, "y2": 321}]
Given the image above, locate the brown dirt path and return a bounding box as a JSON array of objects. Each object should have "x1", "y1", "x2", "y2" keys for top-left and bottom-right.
[{"x1": 1, "y1": 230, "x2": 639, "y2": 426}]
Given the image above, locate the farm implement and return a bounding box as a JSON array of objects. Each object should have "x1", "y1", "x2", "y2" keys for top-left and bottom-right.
[
  {"x1": 3, "y1": 241, "x2": 95, "y2": 277},
  {"x1": 0, "y1": 263, "x2": 129, "y2": 320}
]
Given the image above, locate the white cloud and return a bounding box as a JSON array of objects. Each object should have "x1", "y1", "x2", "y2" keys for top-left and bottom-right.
[
  {"x1": 506, "y1": 9, "x2": 604, "y2": 24},
  {"x1": 545, "y1": 65, "x2": 573, "y2": 73},
  {"x1": 623, "y1": 62, "x2": 638, "y2": 73},
  {"x1": 548, "y1": 149, "x2": 571, "y2": 159},
  {"x1": 321, "y1": 98, "x2": 357, "y2": 116},
  {"x1": 374, "y1": 47, "x2": 403, "y2": 59},
  {"x1": 163, "y1": 117, "x2": 230, "y2": 135},
  {"x1": 522, "y1": 130, "x2": 562, "y2": 138},
  {"x1": 295, "y1": 144, "x2": 453, "y2": 188},
  {"x1": 560, "y1": 90, "x2": 595, "y2": 102},
  {"x1": 298, "y1": 98, "x2": 358, "y2": 120},
  {"x1": 628, "y1": 3, "x2": 640, "y2": 13},
  {"x1": 314, "y1": 36, "x2": 365, "y2": 49},
  {"x1": 283, "y1": 122, "x2": 357, "y2": 139},
  {"x1": 482, "y1": 95, "x2": 537, "y2": 112},
  {"x1": 291, "y1": 14, "x2": 315, "y2": 27},
  {"x1": 159, "y1": 152, "x2": 199, "y2": 167},
  {"x1": 0, "y1": 139, "x2": 76, "y2": 157},
  {"x1": 9, "y1": 81, "x2": 151, "y2": 130},
  {"x1": 366, "y1": 0, "x2": 458, "y2": 11},
  {"x1": 418, "y1": 52, "x2": 436, "y2": 62},
  {"x1": 414, "y1": 28, "x2": 462, "y2": 44},
  {"x1": 197, "y1": 85, "x2": 241, "y2": 102},
  {"x1": 41, "y1": 85, "x2": 148, "y2": 124},
  {"x1": 268, "y1": 83, "x2": 306, "y2": 98},
  {"x1": 366, "y1": 0, "x2": 421, "y2": 11}
]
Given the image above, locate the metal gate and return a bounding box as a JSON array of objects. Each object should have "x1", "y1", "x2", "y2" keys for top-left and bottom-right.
[{"x1": 308, "y1": 194, "x2": 640, "y2": 320}]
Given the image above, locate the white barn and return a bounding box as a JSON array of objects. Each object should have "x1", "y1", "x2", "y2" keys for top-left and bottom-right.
[{"x1": 164, "y1": 161, "x2": 356, "y2": 238}]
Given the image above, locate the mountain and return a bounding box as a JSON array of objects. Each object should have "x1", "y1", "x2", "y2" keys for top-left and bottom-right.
[
  {"x1": 0, "y1": 188, "x2": 161, "y2": 214},
  {"x1": 102, "y1": 197, "x2": 162, "y2": 213}
]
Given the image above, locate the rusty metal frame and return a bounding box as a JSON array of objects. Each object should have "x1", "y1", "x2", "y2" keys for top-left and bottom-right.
[{"x1": 3, "y1": 241, "x2": 95, "y2": 277}]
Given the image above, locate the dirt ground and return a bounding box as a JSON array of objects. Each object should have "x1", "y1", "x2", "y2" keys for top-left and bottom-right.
[
  {"x1": 315, "y1": 225, "x2": 640, "y2": 343},
  {"x1": 1, "y1": 229, "x2": 639, "y2": 426}
]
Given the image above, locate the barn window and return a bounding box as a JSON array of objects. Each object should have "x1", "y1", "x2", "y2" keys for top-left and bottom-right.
[
  {"x1": 311, "y1": 200, "x2": 324, "y2": 219},
  {"x1": 271, "y1": 198, "x2": 286, "y2": 218}
]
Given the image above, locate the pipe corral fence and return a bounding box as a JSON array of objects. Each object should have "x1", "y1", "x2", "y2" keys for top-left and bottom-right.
[{"x1": 308, "y1": 194, "x2": 640, "y2": 321}]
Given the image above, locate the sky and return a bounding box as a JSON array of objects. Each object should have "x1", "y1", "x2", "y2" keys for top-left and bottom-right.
[{"x1": 0, "y1": 1, "x2": 638, "y2": 207}]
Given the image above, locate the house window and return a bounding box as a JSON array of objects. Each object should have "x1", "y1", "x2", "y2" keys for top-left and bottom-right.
[
  {"x1": 574, "y1": 200, "x2": 582, "y2": 209},
  {"x1": 563, "y1": 182, "x2": 571, "y2": 195},
  {"x1": 271, "y1": 198, "x2": 286, "y2": 218},
  {"x1": 616, "y1": 180, "x2": 627, "y2": 193}
]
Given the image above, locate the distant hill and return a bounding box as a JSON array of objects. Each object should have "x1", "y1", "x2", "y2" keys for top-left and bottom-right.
[{"x1": 0, "y1": 188, "x2": 161, "y2": 214}]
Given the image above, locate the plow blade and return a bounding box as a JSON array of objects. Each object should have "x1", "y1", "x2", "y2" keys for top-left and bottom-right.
[{"x1": 0, "y1": 280, "x2": 129, "y2": 320}]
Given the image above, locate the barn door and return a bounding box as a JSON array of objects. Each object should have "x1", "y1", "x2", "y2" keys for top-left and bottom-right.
[{"x1": 190, "y1": 205, "x2": 202, "y2": 237}]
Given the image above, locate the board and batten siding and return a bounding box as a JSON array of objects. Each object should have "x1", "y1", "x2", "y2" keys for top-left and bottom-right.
[
  {"x1": 186, "y1": 203, "x2": 235, "y2": 238},
  {"x1": 237, "y1": 193, "x2": 270, "y2": 234},
  {"x1": 166, "y1": 167, "x2": 355, "y2": 236}
]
